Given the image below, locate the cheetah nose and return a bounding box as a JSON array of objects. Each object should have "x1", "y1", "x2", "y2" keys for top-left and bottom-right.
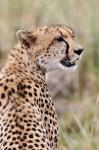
[{"x1": 74, "y1": 48, "x2": 84, "y2": 55}]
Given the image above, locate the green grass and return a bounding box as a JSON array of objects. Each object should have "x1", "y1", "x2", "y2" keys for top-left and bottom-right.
[{"x1": 57, "y1": 98, "x2": 99, "y2": 150}]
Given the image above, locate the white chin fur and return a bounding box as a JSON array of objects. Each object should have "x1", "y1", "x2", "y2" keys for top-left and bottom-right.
[{"x1": 58, "y1": 63, "x2": 78, "y2": 72}]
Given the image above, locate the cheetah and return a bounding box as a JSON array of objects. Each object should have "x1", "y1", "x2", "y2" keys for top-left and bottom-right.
[{"x1": 0, "y1": 25, "x2": 83, "y2": 150}]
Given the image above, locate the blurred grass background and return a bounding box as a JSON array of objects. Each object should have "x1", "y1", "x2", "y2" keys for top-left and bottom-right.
[{"x1": 0, "y1": 0, "x2": 99, "y2": 149}]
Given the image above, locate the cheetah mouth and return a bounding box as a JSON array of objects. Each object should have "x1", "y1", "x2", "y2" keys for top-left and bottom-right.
[{"x1": 60, "y1": 57, "x2": 79, "y2": 68}]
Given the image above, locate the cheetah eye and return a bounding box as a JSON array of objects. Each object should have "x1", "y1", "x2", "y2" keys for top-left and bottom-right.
[
  {"x1": 55, "y1": 37, "x2": 65, "y2": 42},
  {"x1": 71, "y1": 34, "x2": 75, "y2": 38}
]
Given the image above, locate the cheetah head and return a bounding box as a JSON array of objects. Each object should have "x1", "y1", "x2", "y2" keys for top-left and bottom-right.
[{"x1": 16, "y1": 25, "x2": 84, "y2": 72}]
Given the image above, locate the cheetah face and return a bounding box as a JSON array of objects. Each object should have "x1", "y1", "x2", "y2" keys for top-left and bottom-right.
[
  {"x1": 16, "y1": 25, "x2": 84, "y2": 72},
  {"x1": 35, "y1": 26, "x2": 83, "y2": 72}
]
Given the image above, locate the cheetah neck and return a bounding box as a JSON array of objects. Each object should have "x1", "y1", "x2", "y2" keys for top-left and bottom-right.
[{"x1": 4, "y1": 44, "x2": 46, "y2": 81}]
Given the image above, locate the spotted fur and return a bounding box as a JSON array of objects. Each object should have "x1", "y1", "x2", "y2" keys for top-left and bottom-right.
[{"x1": 0, "y1": 25, "x2": 83, "y2": 150}]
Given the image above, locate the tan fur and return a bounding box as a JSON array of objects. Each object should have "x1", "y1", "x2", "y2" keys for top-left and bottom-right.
[{"x1": 0, "y1": 25, "x2": 83, "y2": 150}]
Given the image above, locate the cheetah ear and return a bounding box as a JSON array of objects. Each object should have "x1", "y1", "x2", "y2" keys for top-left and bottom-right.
[{"x1": 16, "y1": 30, "x2": 36, "y2": 49}]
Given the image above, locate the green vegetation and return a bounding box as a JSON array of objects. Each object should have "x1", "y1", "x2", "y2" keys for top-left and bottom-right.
[
  {"x1": 0, "y1": 0, "x2": 99, "y2": 149},
  {"x1": 58, "y1": 98, "x2": 99, "y2": 150}
]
